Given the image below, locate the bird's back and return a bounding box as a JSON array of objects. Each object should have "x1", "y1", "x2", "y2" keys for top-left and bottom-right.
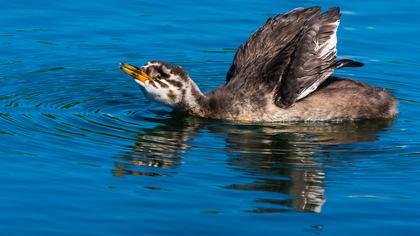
[{"x1": 271, "y1": 78, "x2": 397, "y2": 121}]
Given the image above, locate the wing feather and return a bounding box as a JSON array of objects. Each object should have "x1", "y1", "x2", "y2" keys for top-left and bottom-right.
[
  {"x1": 225, "y1": 7, "x2": 363, "y2": 108},
  {"x1": 226, "y1": 7, "x2": 321, "y2": 86},
  {"x1": 274, "y1": 7, "x2": 340, "y2": 107}
]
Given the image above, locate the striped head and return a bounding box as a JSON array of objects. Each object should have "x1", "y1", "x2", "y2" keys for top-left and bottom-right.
[{"x1": 120, "y1": 61, "x2": 203, "y2": 111}]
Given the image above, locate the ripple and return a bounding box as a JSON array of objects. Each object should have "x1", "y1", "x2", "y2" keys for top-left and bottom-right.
[
  {"x1": 29, "y1": 67, "x2": 65, "y2": 74},
  {"x1": 35, "y1": 40, "x2": 57, "y2": 46}
]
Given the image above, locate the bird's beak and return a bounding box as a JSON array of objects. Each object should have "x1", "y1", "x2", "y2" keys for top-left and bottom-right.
[{"x1": 119, "y1": 62, "x2": 152, "y2": 83}]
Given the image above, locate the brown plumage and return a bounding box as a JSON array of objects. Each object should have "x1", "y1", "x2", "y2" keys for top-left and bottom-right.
[{"x1": 120, "y1": 6, "x2": 398, "y2": 122}]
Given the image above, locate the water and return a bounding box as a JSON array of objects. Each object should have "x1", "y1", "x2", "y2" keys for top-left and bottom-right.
[{"x1": 1, "y1": 0, "x2": 419, "y2": 235}]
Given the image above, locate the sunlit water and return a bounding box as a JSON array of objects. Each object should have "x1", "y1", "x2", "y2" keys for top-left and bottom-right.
[{"x1": 1, "y1": 0, "x2": 419, "y2": 235}]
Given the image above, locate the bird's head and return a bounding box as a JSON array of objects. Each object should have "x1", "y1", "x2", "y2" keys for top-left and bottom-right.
[{"x1": 120, "y1": 61, "x2": 204, "y2": 111}]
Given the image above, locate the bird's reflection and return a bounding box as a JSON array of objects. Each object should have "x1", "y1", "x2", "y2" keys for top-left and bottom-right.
[
  {"x1": 114, "y1": 114, "x2": 394, "y2": 213},
  {"x1": 113, "y1": 113, "x2": 202, "y2": 177}
]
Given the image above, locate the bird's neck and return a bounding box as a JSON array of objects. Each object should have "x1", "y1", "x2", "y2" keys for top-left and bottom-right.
[{"x1": 179, "y1": 82, "x2": 210, "y2": 117}]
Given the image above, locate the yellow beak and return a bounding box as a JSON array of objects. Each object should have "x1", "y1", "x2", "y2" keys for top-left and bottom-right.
[{"x1": 119, "y1": 62, "x2": 152, "y2": 83}]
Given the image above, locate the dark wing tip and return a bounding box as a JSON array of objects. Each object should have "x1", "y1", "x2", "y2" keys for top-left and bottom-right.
[
  {"x1": 298, "y1": 6, "x2": 322, "y2": 14},
  {"x1": 274, "y1": 6, "x2": 321, "y2": 20},
  {"x1": 349, "y1": 61, "x2": 364, "y2": 67},
  {"x1": 302, "y1": 6, "x2": 322, "y2": 13},
  {"x1": 328, "y1": 6, "x2": 341, "y2": 14},
  {"x1": 320, "y1": 7, "x2": 341, "y2": 21},
  {"x1": 335, "y1": 59, "x2": 365, "y2": 69}
]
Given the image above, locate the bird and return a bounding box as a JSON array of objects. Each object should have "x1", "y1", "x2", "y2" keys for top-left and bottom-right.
[{"x1": 120, "y1": 6, "x2": 398, "y2": 122}]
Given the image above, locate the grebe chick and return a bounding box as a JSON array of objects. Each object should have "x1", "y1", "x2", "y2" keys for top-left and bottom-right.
[{"x1": 120, "y1": 7, "x2": 397, "y2": 122}]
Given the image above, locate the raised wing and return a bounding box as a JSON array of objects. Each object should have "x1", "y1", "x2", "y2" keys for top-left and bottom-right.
[
  {"x1": 226, "y1": 7, "x2": 321, "y2": 86},
  {"x1": 274, "y1": 7, "x2": 340, "y2": 107},
  {"x1": 226, "y1": 7, "x2": 363, "y2": 108}
]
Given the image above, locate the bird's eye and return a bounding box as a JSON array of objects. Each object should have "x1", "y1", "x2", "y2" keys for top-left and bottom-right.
[{"x1": 156, "y1": 75, "x2": 161, "y2": 79}]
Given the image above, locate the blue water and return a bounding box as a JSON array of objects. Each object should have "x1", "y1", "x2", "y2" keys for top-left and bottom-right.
[{"x1": 1, "y1": 0, "x2": 419, "y2": 235}]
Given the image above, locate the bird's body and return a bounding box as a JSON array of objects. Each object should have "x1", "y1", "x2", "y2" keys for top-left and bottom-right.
[
  {"x1": 120, "y1": 7, "x2": 398, "y2": 122},
  {"x1": 197, "y1": 77, "x2": 397, "y2": 122}
]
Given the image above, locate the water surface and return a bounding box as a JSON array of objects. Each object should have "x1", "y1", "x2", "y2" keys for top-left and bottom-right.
[{"x1": 1, "y1": 0, "x2": 419, "y2": 235}]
